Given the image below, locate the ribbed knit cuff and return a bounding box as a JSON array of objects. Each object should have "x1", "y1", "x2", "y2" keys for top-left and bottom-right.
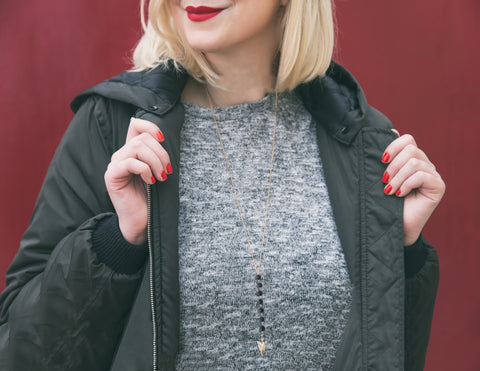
[
  {"x1": 92, "y1": 214, "x2": 148, "y2": 274},
  {"x1": 404, "y1": 234, "x2": 428, "y2": 278}
]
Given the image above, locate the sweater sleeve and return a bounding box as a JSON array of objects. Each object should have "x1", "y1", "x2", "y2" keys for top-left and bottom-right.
[
  {"x1": 0, "y1": 96, "x2": 146, "y2": 371},
  {"x1": 404, "y1": 236, "x2": 440, "y2": 371},
  {"x1": 92, "y1": 213, "x2": 148, "y2": 274}
]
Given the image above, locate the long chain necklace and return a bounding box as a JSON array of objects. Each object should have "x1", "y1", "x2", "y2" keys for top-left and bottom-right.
[{"x1": 206, "y1": 88, "x2": 278, "y2": 356}]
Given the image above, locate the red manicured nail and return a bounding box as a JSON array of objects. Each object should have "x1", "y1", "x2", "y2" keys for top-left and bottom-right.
[
  {"x1": 157, "y1": 131, "x2": 165, "y2": 141},
  {"x1": 382, "y1": 171, "x2": 390, "y2": 183},
  {"x1": 166, "y1": 163, "x2": 173, "y2": 174},
  {"x1": 161, "y1": 171, "x2": 167, "y2": 180},
  {"x1": 384, "y1": 184, "x2": 392, "y2": 194},
  {"x1": 150, "y1": 176, "x2": 156, "y2": 184},
  {"x1": 381, "y1": 152, "x2": 390, "y2": 163},
  {"x1": 395, "y1": 189, "x2": 401, "y2": 196}
]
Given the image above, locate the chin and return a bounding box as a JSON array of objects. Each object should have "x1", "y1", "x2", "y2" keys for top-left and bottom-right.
[{"x1": 185, "y1": 35, "x2": 225, "y2": 54}]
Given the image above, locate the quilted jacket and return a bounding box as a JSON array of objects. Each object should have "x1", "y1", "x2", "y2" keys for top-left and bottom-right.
[{"x1": 0, "y1": 61, "x2": 439, "y2": 370}]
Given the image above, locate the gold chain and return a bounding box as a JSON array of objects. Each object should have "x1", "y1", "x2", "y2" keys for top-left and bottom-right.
[{"x1": 205, "y1": 88, "x2": 278, "y2": 275}]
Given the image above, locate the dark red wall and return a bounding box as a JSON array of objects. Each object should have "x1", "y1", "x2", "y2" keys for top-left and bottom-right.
[{"x1": 1, "y1": 1, "x2": 478, "y2": 369}]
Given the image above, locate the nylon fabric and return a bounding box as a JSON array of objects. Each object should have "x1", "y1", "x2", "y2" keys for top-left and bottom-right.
[
  {"x1": 358, "y1": 128, "x2": 405, "y2": 370},
  {"x1": 0, "y1": 61, "x2": 439, "y2": 371}
]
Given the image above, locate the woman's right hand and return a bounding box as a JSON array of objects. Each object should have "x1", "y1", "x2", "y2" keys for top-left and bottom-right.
[{"x1": 105, "y1": 118, "x2": 172, "y2": 245}]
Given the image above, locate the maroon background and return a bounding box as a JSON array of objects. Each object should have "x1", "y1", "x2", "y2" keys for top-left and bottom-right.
[{"x1": 1, "y1": 0, "x2": 479, "y2": 369}]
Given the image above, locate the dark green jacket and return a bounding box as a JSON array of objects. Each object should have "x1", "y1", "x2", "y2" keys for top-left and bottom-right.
[{"x1": 0, "y1": 62, "x2": 439, "y2": 370}]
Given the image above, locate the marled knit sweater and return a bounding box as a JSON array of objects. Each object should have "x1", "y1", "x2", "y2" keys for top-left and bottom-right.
[{"x1": 175, "y1": 91, "x2": 352, "y2": 370}]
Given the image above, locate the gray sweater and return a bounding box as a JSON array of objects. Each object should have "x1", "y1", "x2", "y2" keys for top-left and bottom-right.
[{"x1": 175, "y1": 91, "x2": 351, "y2": 370}]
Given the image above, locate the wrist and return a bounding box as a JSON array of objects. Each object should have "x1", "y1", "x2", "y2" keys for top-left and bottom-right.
[
  {"x1": 404, "y1": 233, "x2": 421, "y2": 247},
  {"x1": 118, "y1": 220, "x2": 147, "y2": 245}
]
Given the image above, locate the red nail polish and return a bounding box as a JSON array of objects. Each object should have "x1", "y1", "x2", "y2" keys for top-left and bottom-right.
[
  {"x1": 150, "y1": 176, "x2": 156, "y2": 184},
  {"x1": 382, "y1": 171, "x2": 390, "y2": 183},
  {"x1": 161, "y1": 171, "x2": 167, "y2": 180},
  {"x1": 157, "y1": 131, "x2": 165, "y2": 141},
  {"x1": 395, "y1": 189, "x2": 401, "y2": 196},
  {"x1": 382, "y1": 152, "x2": 390, "y2": 163},
  {"x1": 384, "y1": 184, "x2": 392, "y2": 194},
  {"x1": 166, "y1": 163, "x2": 173, "y2": 174}
]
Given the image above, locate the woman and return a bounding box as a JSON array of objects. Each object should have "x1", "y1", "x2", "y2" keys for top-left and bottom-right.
[{"x1": 0, "y1": 0, "x2": 445, "y2": 370}]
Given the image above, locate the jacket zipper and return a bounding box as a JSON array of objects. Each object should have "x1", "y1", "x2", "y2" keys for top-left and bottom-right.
[{"x1": 147, "y1": 184, "x2": 157, "y2": 371}]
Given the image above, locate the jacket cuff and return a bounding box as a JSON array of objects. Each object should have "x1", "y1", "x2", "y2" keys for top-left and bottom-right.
[
  {"x1": 92, "y1": 214, "x2": 148, "y2": 274},
  {"x1": 404, "y1": 234, "x2": 428, "y2": 278}
]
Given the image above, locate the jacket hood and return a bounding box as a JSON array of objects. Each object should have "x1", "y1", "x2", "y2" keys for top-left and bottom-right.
[{"x1": 71, "y1": 61, "x2": 378, "y2": 145}]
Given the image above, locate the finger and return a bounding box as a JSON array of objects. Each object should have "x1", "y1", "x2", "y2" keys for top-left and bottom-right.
[
  {"x1": 383, "y1": 157, "x2": 436, "y2": 195},
  {"x1": 127, "y1": 117, "x2": 165, "y2": 143},
  {"x1": 106, "y1": 158, "x2": 156, "y2": 187},
  {"x1": 111, "y1": 137, "x2": 169, "y2": 181},
  {"x1": 383, "y1": 143, "x2": 433, "y2": 182},
  {"x1": 112, "y1": 133, "x2": 171, "y2": 179},
  {"x1": 390, "y1": 170, "x2": 443, "y2": 199},
  {"x1": 382, "y1": 134, "x2": 416, "y2": 163}
]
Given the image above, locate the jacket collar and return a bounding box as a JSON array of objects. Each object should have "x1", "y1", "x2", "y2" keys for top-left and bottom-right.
[
  {"x1": 71, "y1": 61, "x2": 189, "y2": 117},
  {"x1": 71, "y1": 61, "x2": 369, "y2": 145},
  {"x1": 295, "y1": 62, "x2": 369, "y2": 145}
]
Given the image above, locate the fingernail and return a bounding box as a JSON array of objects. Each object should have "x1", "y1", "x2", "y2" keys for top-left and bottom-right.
[
  {"x1": 382, "y1": 152, "x2": 390, "y2": 163},
  {"x1": 395, "y1": 189, "x2": 401, "y2": 196},
  {"x1": 382, "y1": 171, "x2": 390, "y2": 183},
  {"x1": 166, "y1": 163, "x2": 173, "y2": 174},
  {"x1": 161, "y1": 171, "x2": 167, "y2": 181},
  {"x1": 157, "y1": 131, "x2": 165, "y2": 141},
  {"x1": 384, "y1": 184, "x2": 392, "y2": 194},
  {"x1": 150, "y1": 176, "x2": 156, "y2": 184}
]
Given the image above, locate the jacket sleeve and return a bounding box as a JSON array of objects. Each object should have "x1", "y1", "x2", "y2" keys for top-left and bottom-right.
[
  {"x1": 404, "y1": 236, "x2": 440, "y2": 371},
  {"x1": 0, "y1": 96, "x2": 148, "y2": 371}
]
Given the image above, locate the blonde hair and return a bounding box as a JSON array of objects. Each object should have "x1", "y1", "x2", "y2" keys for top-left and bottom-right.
[{"x1": 133, "y1": 0, "x2": 334, "y2": 91}]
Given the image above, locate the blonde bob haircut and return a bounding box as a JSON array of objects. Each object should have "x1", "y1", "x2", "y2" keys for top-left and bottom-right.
[{"x1": 133, "y1": 0, "x2": 334, "y2": 92}]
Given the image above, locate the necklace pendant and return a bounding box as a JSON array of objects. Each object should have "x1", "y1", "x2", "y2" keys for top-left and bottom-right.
[
  {"x1": 257, "y1": 340, "x2": 267, "y2": 356},
  {"x1": 255, "y1": 274, "x2": 266, "y2": 356}
]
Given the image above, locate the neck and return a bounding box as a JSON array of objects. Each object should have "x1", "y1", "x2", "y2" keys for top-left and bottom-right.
[
  {"x1": 182, "y1": 26, "x2": 280, "y2": 107},
  {"x1": 205, "y1": 48, "x2": 277, "y2": 106}
]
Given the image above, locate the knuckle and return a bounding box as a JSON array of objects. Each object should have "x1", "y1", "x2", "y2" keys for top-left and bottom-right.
[
  {"x1": 408, "y1": 157, "x2": 420, "y2": 168},
  {"x1": 130, "y1": 117, "x2": 139, "y2": 127},
  {"x1": 403, "y1": 133, "x2": 415, "y2": 144},
  {"x1": 417, "y1": 170, "x2": 428, "y2": 178},
  {"x1": 110, "y1": 148, "x2": 123, "y2": 162},
  {"x1": 159, "y1": 151, "x2": 170, "y2": 164},
  {"x1": 106, "y1": 161, "x2": 117, "y2": 173},
  {"x1": 130, "y1": 137, "x2": 143, "y2": 151},
  {"x1": 405, "y1": 143, "x2": 417, "y2": 153},
  {"x1": 139, "y1": 132, "x2": 151, "y2": 141},
  {"x1": 386, "y1": 165, "x2": 396, "y2": 176},
  {"x1": 440, "y1": 179, "x2": 447, "y2": 193},
  {"x1": 388, "y1": 161, "x2": 400, "y2": 174},
  {"x1": 104, "y1": 165, "x2": 115, "y2": 183},
  {"x1": 140, "y1": 161, "x2": 150, "y2": 172}
]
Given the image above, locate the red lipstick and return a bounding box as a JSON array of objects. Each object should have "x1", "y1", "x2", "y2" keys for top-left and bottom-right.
[{"x1": 185, "y1": 6, "x2": 224, "y2": 22}]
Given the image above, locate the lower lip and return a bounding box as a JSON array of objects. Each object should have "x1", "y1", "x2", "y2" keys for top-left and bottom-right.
[{"x1": 186, "y1": 9, "x2": 223, "y2": 22}]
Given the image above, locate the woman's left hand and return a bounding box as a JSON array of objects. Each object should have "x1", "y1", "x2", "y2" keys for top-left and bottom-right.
[{"x1": 381, "y1": 133, "x2": 446, "y2": 246}]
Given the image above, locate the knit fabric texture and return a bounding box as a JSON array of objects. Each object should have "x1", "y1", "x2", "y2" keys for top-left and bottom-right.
[{"x1": 175, "y1": 91, "x2": 352, "y2": 370}]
